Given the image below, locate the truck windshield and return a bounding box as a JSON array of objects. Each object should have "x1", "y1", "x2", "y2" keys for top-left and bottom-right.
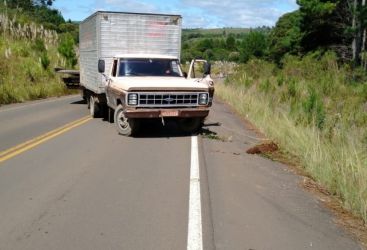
[{"x1": 118, "y1": 59, "x2": 182, "y2": 77}]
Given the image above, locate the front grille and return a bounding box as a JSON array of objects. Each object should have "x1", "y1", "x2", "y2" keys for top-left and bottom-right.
[{"x1": 136, "y1": 92, "x2": 202, "y2": 107}]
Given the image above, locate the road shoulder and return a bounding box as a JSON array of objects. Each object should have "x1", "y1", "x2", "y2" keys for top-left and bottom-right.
[{"x1": 201, "y1": 99, "x2": 362, "y2": 250}]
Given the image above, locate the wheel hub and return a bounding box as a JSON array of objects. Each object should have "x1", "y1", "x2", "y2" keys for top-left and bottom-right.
[{"x1": 117, "y1": 111, "x2": 129, "y2": 129}]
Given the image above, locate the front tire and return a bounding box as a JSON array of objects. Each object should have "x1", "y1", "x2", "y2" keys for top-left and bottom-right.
[{"x1": 114, "y1": 105, "x2": 139, "y2": 136}]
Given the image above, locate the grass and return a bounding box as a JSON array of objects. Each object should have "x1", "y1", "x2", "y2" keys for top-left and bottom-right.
[
  {"x1": 216, "y1": 53, "x2": 367, "y2": 223},
  {"x1": 0, "y1": 13, "x2": 74, "y2": 105}
]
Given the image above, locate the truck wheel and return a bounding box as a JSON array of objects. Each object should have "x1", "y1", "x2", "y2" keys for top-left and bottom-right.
[
  {"x1": 114, "y1": 105, "x2": 139, "y2": 136},
  {"x1": 178, "y1": 118, "x2": 203, "y2": 134},
  {"x1": 90, "y1": 96, "x2": 100, "y2": 118},
  {"x1": 81, "y1": 88, "x2": 87, "y2": 102},
  {"x1": 87, "y1": 96, "x2": 90, "y2": 109}
]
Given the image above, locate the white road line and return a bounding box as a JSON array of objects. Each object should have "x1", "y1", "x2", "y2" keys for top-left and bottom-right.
[{"x1": 187, "y1": 136, "x2": 203, "y2": 250}]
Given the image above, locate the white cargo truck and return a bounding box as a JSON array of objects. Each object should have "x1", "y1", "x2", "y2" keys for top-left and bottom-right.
[{"x1": 79, "y1": 11, "x2": 214, "y2": 136}]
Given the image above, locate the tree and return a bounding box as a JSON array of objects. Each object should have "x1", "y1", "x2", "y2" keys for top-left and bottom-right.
[
  {"x1": 241, "y1": 31, "x2": 268, "y2": 62},
  {"x1": 34, "y1": 6, "x2": 64, "y2": 29},
  {"x1": 226, "y1": 35, "x2": 236, "y2": 51},
  {"x1": 269, "y1": 11, "x2": 302, "y2": 62},
  {"x1": 295, "y1": 0, "x2": 362, "y2": 62},
  {"x1": 197, "y1": 38, "x2": 213, "y2": 52},
  {"x1": 34, "y1": 0, "x2": 54, "y2": 6},
  {"x1": 351, "y1": 0, "x2": 367, "y2": 65},
  {"x1": 6, "y1": 0, "x2": 33, "y2": 10}
]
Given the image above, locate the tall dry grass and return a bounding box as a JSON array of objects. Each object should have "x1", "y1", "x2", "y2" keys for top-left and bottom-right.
[
  {"x1": 0, "y1": 13, "x2": 72, "y2": 105},
  {"x1": 216, "y1": 53, "x2": 367, "y2": 222}
]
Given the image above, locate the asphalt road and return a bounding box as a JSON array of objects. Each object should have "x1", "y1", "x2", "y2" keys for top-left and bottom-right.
[{"x1": 0, "y1": 95, "x2": 363, "y2": 250}]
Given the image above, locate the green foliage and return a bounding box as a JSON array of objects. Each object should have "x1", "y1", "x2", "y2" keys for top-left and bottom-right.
[
  {"x1": 34, "y1": 6, "x2": 64, "y2": 30},
  {"x1": 32, "y1": 39, "x2": 46, "y2": 52},
  {"x1": 59, "y1": 21, "x2": 79, "y2": 43},
  {"x1": 297, "y1": 0, "x2": 350, "y2": 52},
  {"x1": 2, "y1": 1, "x2": 64, "y2": 31},
  {"x1": 267, "y1": 0, "x2": 358, "y2": 63},
  {"x1": 269, "y1": 11, "x2": 302, "y2": 63},
  {"x1": 0, "y1": 4, "x2": 75, "y2": 105},
  {"x1": 6, "y1": 0, "x2": 33, "y2": 10},
  {"x1": 241, "y1": 31, "x2": 268, "y2": 62},
  {"x1": 302, "y1": 87, "x2": 325, "y2": 129},
  {"x1": 40, "y1": 52, "x2": 50, "y2": 69},
  {"x1": 181, "y1": 28, "x2": 270, "y2": 63},
  {"x1": 58, "y1": 33, "x2": 77, "y2": 68},
  {"x1": 0, "y1": 37, "x2": 72, "y2": 104},
  {"x1": 226, "y1": 35, "x2": 236, "y2": 50},
  {"x1": 218, "y1": 54, "x2": 367, "y2": 223}
]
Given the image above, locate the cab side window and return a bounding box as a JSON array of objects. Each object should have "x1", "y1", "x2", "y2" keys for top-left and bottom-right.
[{"x1": 111, "y1": 60, "x2": 118, "y2": 77}]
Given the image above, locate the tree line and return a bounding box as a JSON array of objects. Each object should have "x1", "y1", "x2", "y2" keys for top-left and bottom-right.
[
  {"x1": 183, "y1": 0, "x2": 367, "y2": 68},
  {"x1": 1, "y1": 0, "x2": 79, "y2": 67}
]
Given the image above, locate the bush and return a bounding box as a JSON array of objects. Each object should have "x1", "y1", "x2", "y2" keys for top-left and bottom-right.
[
  {"x1": 217, "y1": 53, "x2": 367, "y2": 223},
  {"x1": 40, "y1": 52, "x2": 50, "y2": 69},
  {"x1": 32, "y1": 39, "x2": 46, "y2": 52},
  {"x1": 58, "y1": 33, "x2": 77, "y2": 68},
  {"x1": 302, "y1": 88, "x2": 325, "y2": 129}
]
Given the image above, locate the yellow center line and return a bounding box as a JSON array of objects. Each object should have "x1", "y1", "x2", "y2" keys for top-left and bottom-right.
[{"x1": 0, "y1": 116, "x2": 92, "y2": 164}]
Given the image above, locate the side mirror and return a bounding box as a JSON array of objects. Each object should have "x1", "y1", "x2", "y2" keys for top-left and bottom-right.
[
  {"x1": 183, "y1": 72, "x2": 188, "y2": 78},
  {"x1": 98, "y1": 59, "x2": 105, "y2": 73},
  {"x1": 204, "y1": 62, "x2": 211, "y2": 75}
]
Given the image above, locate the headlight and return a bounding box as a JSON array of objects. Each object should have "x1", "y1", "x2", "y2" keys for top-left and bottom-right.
[
  {"x1": 128, "y1": 93, "x2": 138, "y2": 106},
  {"x1": 198, "y1": 93, "x2": 208, "y2": 105}
]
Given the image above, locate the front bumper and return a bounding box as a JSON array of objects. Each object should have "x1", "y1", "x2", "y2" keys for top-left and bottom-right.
[{"x1": 124, "y1": 108, "x2": 210, "y2": 119}]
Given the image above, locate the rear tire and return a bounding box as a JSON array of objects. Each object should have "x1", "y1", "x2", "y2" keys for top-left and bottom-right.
[
  {"x1": 178, "y1": 118, "x2": 203, "y2": 134},
  {"x1": 90, "y1": 95, "x2": 100, "y2": 118},
  {"x1": 114, "y1": 104, "x2": 139, "y2": 136}
]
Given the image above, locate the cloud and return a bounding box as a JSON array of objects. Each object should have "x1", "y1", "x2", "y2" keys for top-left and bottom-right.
[
  {"x1": 93, "y1": 0, "x2": 157, "y2": 13},
  {"x1": 178, "y1": 0, "x2": 298, "y2": 27},
  {"x1": 55, "y1": 0, "x2": 298, "y2": 28}
]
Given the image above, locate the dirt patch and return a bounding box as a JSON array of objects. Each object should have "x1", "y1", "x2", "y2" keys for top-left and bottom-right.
[{"x1": 246, "y1": 141, "x2": 279, "y2": 154}]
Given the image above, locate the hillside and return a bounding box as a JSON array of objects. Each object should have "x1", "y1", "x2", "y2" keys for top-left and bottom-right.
[{"x1": 0, "y1": 2, "x2": 78, "y2": 104}]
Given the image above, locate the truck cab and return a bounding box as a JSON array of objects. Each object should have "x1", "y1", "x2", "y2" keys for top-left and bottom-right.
[{"x1": 97, "y1": 54, "x2": 214, "y2": 135}]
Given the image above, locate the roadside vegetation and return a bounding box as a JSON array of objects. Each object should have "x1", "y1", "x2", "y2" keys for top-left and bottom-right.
[
  {"x1": 0, "y1": 0, "x2": 78, "y2": 105},
  {"x1": 218, "y1": 54, "x2": 367, "y2": 222},
  {"x1": 181, "y1": 27, "x2": 269, "y2": 63},
  {"x1": 183, "y1": 0, "x2": 367, "y2": 223}
]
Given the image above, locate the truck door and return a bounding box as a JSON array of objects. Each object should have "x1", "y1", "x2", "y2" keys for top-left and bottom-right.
[
  {"x1": 187, "y1": 59, "x2": 215, "y2": 103},
  {"x1": 105, "y1": 59, "x2": 118, "y2": 108}
]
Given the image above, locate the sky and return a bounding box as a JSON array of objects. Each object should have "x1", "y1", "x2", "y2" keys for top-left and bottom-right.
[{"x1": 53, "y1": 0, "x2": 299, "y2": 28}]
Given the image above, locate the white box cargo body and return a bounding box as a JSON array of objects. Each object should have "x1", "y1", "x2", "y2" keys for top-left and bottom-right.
[{"x1": 79, "y1": 11, "x2": 182, "y2": 94}]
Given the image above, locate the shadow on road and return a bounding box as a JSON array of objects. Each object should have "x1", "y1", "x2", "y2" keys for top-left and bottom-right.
[
  {"x1": 133, "y1": 120, "x2": 189, "y2": 138},
  {"x1": 70, "y1": 100, "x2": 87, "y2": 105},
  {"x1": 133, "y1": 120, "x2": 223, "y2": 139}
]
